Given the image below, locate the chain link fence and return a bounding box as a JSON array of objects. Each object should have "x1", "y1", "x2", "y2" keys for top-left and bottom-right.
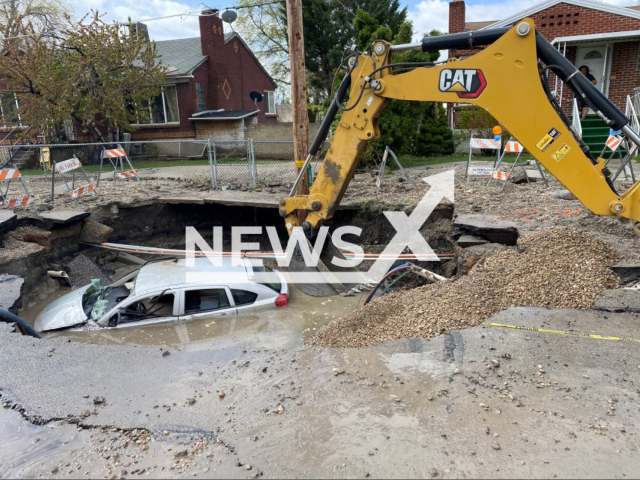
[
  {"x1": 250, "y1": 140, "x2": 329, "y2": 187},
  {"x1": 0, "y1": 138, "x2": 330, "y2": 209}
]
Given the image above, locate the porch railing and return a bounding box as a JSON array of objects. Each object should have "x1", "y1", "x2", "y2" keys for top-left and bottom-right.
[
  {"x1": 571, "y1": 98, "x2": 582, "y2": 138},
  {"x1": 628, "y1": 89, "x2": 640, "y2": 133}
]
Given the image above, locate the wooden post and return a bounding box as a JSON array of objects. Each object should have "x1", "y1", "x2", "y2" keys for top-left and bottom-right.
[{"x1": 285, "y1": 0, "x2": 310, "y2": 208}]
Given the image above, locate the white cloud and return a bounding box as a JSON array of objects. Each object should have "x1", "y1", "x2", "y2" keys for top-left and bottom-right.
[
  {"x1": 71, "y1": 0, "x2": 204, "y2": 41},
  {"x1": 410, "y1": 0, "x2": 450, "y2": 39}
]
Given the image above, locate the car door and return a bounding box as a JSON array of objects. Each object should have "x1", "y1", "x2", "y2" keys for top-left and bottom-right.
[
  {"x1": 178, "y1": 286, "x2": 237, "y2": 322},
  {"x1": 101, "y1": 289, "x2": 180, "y2": 329}
]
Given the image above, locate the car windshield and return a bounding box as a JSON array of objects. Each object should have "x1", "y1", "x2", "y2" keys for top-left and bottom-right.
[
  {"x1": 81, "y1": 270, "x2": 138, "y2": 320},
  {"x1": 251, "y1": 265, "x2": 281, "y2": 293},
  {"x1": 82, "y1": 284, "x2": 132, "y2": 319}
]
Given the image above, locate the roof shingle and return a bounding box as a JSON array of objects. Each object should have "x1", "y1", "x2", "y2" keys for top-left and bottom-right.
[{"x1": 154, "y1": 37, "x2": 206, "y2": 76}]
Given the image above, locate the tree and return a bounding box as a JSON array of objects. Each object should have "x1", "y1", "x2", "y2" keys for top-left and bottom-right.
[
  {"x1": 353, "y1": 19, "x2": 453, "y2": 162},
  {"x1": 304, "y1": 0, "x2": 406, "y2": 102},
  {"x1": 234, "y1": 0, "x2": 290, "y2": 90},
  {"x1": 0, "y1": 7, "x2": 166, "y2": 141},
  {"x1": 0, "y1": 0, "x2": 70, "y2": 38},
  {"x1": 235, "y1": 0, "x2": 407, "y2": 104}
]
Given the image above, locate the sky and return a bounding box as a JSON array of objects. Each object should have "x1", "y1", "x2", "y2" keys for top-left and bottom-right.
[{"x1": 72, "y1": 0, "x2": 640, "y2": 41}]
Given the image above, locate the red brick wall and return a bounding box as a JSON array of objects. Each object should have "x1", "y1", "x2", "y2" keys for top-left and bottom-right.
[
  {"x1": 199, "y1": 14, "x2": 277, "y2": 125},
  {"x1": 608, "y1": 41, "x2": 640, "y2": 111},
  {"x1": 530, "y1": 4, "x2": 640, "y2": 38},
  {"x1": 130, "y1": 62, "x2": 212, "y2": 140}
]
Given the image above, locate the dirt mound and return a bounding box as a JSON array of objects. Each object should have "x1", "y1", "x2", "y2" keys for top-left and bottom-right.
[{"x1": 310, "y1": 227, "x2": 619, "y2": 348}]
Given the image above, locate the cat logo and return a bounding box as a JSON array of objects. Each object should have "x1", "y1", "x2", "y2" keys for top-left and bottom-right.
[{"x1": 439, "y1": 69, "x2": 487, "y2": 99}]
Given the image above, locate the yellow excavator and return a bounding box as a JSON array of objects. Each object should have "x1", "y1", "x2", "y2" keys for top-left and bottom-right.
[{"x1": 280, "y1": 18, "x2": 640, "y2": 296}]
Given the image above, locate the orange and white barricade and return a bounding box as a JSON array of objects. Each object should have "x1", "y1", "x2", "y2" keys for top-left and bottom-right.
[
  {"x1": 70, "y1": 182, "x2": 95, "y2": 199},
  {"x1": 51, "y1": 155, "x2": 97, "y2": 204},
  {"x1": 503, "y1": 141, "x2": 524, "y2": 153},
  {"x1": 466, "y1": 136, "x2": 502, "y2": 181},
  {"x1": 488, "y1": 140, "x2": 525, "y2": 186},
  {"x1": 0, "y1": 163, "x2": 37, "y2": 213},
  {"x1": 492, "y1": 136, "x2": 548, "y2": 191},
  {"x1": 490, "y1": 170, "x2": 510, "y2": 181},
  {"x1": 605, "y1": 135, "x2": 622, "y2": 152},
  {"x1": 116, "y1": 170, "x2": 138, "y2": 180},
  {"x1": 99, "y1": 144, "x2": 139, "y2": 185}
]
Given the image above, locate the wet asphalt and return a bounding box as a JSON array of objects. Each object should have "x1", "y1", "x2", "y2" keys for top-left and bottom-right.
[{"x1": 1, "y1": 306, "x2": 640, "y2": 478}]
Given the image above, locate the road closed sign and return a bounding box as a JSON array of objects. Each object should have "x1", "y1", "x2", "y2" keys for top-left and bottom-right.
[{"x1": 469, "y1": 167, "x2": 495, "y2": 176}]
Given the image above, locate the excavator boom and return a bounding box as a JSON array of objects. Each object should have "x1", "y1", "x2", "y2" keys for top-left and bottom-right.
[{"x1": 280, "y1": 19, "x2": 640, "y2": 296}]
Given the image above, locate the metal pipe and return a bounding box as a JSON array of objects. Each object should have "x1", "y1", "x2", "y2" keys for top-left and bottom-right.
[
  {"x1": 47, "y1": 270, "x2": 69, "y2": 279},
  {"x1": 288, "y1": 153, "x2": 313, "y2": 196},
  {"x1": 389, "y1": 42, "x2": 422, "y2": 52},
  {"x1": 207, "y1": 138, "x2": 215, "y2": 189},
  {"x1": 622, "y1": 125, "x2": 640, "y2": 149}
]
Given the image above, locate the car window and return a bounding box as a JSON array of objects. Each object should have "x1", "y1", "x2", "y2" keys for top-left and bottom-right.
[
  {"x1": 184, "y1": 289, "x2": 231, "y2": 314},
  {"x1": 114, "y1": 293, "x2": 175, "y2": 325},
  {"x1": 251, "y1": 265, "x2": 281, "y2": 293},
  {"x1": 231, "y1": 289, "x2": 258, "y2": 306}
]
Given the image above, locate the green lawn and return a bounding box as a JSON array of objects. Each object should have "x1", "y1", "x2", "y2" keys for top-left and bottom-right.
[
  {"x1": 389, "y1": 153, "x2": 535, "y2": 170},
  {"x1": 18, "y1": 157, "x2": 262, "y2": 176},
  {"x1": 18, "y1": 153, "x2": 546, "y2": 177}
]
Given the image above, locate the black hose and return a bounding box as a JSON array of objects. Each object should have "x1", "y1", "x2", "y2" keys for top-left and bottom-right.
[
  {"x1": 535, "y1": 33, "x2": 629, "y2": 130},
  {"x1": 0, "y1": 309, "x2": 41, "y2": 339},
  {"x1": 309, "y1": 70, "x2": 352, "y2": 156},
  {"x1": 421, "y1": 28, "x2": 510, "y2": 52}
]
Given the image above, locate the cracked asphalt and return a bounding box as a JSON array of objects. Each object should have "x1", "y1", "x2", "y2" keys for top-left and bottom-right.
[{"x1": 2, "y1": 306, "x2": 640, "y2": 478}]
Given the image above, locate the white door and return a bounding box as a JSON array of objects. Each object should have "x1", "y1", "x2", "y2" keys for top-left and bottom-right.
[{"x1": 576, "y1": 45, "x2": 607, "y2": 93}]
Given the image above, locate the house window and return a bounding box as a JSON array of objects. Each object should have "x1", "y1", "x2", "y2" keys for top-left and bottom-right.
[
  {"x1": 265, "y1": 91, "x2": 276, "y2": 115},
  {"x1": 196, "y1": 82, "x2": 206, "y2": 112},
  {"x1": 0, "y1": 93, "x2": 21, "y2": 126},
  {"x1": 63, "y1": 119, "x2": 75, "y2": 141},
  {"x1": 136, "y1": 85, "x2": 179, "y2": 125}
]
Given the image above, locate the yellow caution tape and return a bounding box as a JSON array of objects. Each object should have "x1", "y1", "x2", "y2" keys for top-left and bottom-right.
[
  {"x1": 483, "y1": 322, "x2": 640, "y2": 344},
  {"x1": 295, "y1": 160, "x2": 306, "y2": 168}
]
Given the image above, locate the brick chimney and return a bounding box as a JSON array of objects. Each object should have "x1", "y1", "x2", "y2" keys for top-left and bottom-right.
[
  {"x1": 199, "y1": 9, "x2": 224, "y2": 57},
  {"x1": 449, "y1": 0, "x2": 465, "y2": 34}
]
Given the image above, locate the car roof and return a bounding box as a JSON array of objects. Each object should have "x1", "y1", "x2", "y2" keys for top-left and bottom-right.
[{"x1": 134, "y1": 257, "x2": 253, "y2": 294}]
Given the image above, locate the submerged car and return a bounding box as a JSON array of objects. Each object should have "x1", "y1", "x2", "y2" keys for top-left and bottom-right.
[{"x1": 34, "y1": 257, "x2": 289, "y2": 333}]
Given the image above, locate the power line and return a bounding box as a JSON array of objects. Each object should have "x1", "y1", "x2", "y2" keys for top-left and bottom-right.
[
  {"x1": 129, "y1": 1, "x2": 286, "y2": 24},
  {"x1": 331, "y1": 0, "x2": 366, "y2": 23},
  {"x1": 224, "y1": 1, "x2": 286, "y2": 10}
]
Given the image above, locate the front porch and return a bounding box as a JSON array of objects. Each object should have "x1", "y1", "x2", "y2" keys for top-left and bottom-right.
[{"x1": 550, "y1": 30, "x2": 640, "y2": 116}]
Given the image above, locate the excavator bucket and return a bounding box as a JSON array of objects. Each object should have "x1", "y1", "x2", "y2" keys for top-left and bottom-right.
[{"x1": 289, "y1": 233, "x2": 361, "y2": 297}]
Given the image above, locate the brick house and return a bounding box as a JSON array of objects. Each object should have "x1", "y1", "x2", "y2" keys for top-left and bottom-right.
[
  {"x1": 132, "y1": 9, "x2": 278, "y2": 142},
  {"x1": 448, "y1": 0, "x2": 640, "y2": 151},
  {"x1": 0, "y1": 10, "x2": 277, "y2": 145}
]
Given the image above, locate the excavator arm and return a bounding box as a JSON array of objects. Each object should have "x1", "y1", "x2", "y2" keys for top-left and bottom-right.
[{"x1": 280, "y1": 19, "x2": 640, "y2": 296}]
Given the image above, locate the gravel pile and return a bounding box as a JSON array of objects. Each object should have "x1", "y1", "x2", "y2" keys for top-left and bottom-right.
[{"x1": 310, "y1": 227, "x2": 619, "y2": 348}]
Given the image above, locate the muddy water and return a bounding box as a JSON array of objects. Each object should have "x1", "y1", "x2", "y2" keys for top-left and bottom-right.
[
  {"x1": 20, "y1": 282, "x2": 363, "y2": 351},
  {"x1": 0, "y1": 409, "x2": 83, "y2": 478}
]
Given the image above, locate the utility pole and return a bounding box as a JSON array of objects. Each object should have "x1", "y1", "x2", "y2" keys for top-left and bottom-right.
[{"x1": 285, "y1": 0, "x2": 310, "y2": 209}]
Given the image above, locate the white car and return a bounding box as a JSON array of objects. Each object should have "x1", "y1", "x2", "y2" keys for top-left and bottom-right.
[{"x1": 34, "y1": 257, "x2": 289, "y2": 333}]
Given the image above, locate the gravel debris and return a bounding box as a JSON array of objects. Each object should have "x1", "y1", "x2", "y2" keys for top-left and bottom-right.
[{"x1": 310, "y1": 227, "x2": 619, "y2": 348}]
